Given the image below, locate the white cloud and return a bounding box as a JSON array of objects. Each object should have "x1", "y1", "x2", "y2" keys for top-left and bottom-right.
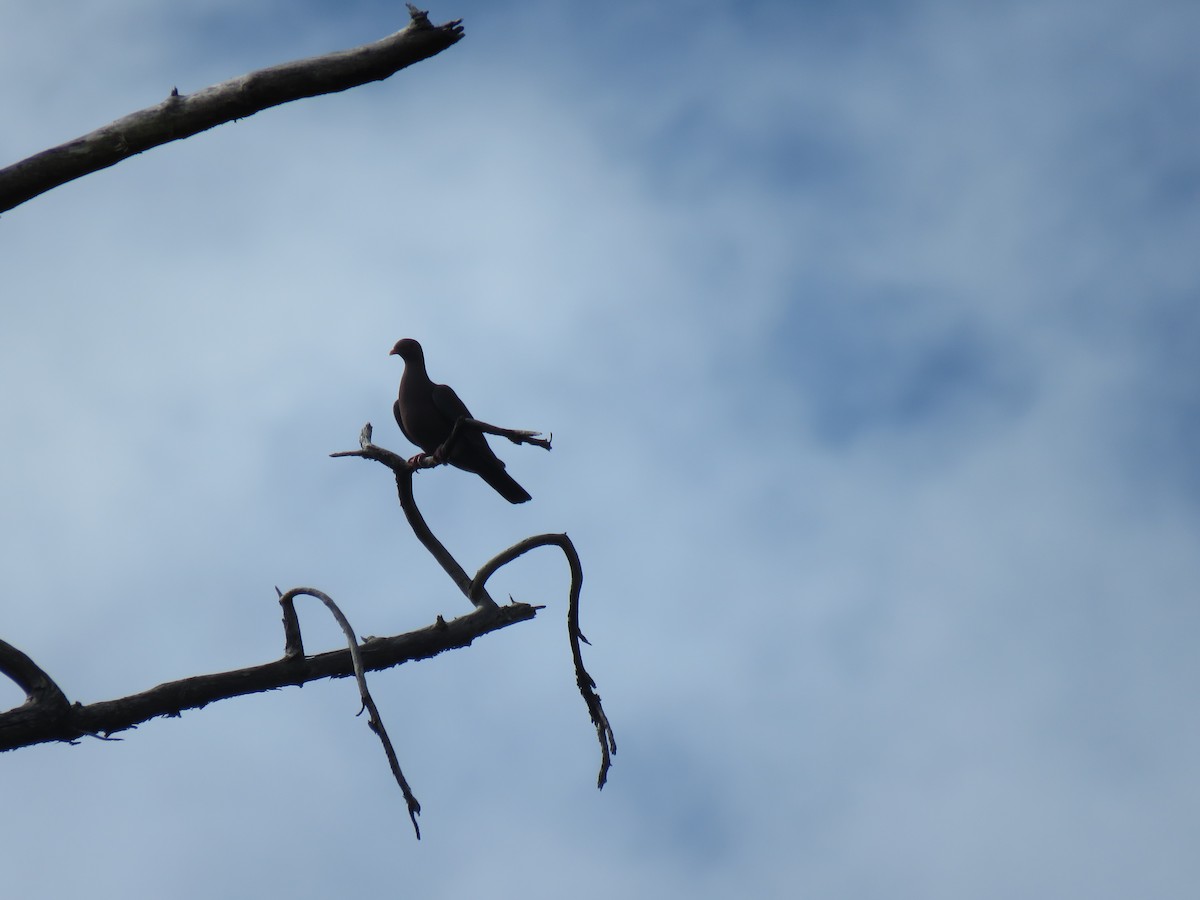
[{"x1": 2, "y1": 1, "x2": 1199, "y2": 898}]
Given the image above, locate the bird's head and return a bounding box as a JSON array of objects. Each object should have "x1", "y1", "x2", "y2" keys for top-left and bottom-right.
[{"x1": 389, "y1": 338, "x2": 423, "y2": 361}]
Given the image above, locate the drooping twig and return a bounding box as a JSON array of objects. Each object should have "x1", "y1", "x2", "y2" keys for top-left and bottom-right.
[
  {"x1": 278, "y1": 587, "x2": 422, "y2": 838},
  {"x1": 0, "y1": 601, "x2": 537, "y2": 753},
  {"x1": 0, "y1": 4, "x2": 464, "y2": 213},
  {"x1": 470, "y1": 534, "x2": 617, "y2": 788}
]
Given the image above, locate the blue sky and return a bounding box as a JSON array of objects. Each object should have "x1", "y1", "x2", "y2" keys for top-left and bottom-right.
[{"x1": 2, "y1": 0, "x2": 1198, "y2": 896}]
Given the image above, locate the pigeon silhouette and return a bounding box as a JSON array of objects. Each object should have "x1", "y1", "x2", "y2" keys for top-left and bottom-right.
[{"x1": 389, "y1": 338, "x2": 532, "y2": 504}]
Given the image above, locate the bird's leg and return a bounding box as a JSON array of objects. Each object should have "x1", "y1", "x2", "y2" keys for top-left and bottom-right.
[{"x1": 408, "y1": 449, "x2": 446, "y2": 469}]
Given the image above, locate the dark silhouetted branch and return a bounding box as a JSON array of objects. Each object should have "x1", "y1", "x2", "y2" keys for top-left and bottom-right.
[
  {"x1": 0, "y1": 601, "x2": 536, "y2": 754},
  {"x1": 3, "y1": 409, "x2": 613, "y2": 837},
  {"x1": 471, "y1": 534, "x2": 617, "y2": 788},
  {"x1": 333, "y1": 423, "x2": 494, "y2": 607},
  {"x1": 0, "y1": 4, "x2": 464, "y2": 213},
  {"x1": 438, "y1": 416, "x2": 552, "y2": 461},
  {"x1": 279, "y1": 587, "x2": 422, "y2": 838},
  {"x1": 336, "y1": 425, "x2": 616, "y2": 789},
  {"x1": 0, "y1": 2, "x2": 615, "y2": 837},
  {"x1": 0, "y1": 638, "x2": 72, "y2": 735}
]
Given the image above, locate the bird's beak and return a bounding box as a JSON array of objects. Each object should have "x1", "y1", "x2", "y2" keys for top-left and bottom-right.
[{"x1": 388, "y1": 347, "x2": 399, "y2": 356}]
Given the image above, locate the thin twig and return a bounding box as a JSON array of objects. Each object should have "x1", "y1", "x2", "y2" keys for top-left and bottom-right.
[
  {"x1": 470, "y1": 534, "x2": 617, "y2": 788},
  {"x1": 279, "y1": 587, "x2": 421, "y2": 838},
  {"x1": 333, "y1": 423, "x2": 497, "y2": 609},
  {"x1": 431, "y1": 417, "x2": 552, "y2": 466}
]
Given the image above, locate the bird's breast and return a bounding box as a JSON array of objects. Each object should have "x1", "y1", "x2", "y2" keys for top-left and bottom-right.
[{"x1": 397, "y1": 386, "x2": 451, "y2": 451}]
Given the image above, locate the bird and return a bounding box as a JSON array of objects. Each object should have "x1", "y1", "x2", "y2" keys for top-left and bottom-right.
[{"x1": 389, "y1": 338, "x2": 532, "y2": 504}]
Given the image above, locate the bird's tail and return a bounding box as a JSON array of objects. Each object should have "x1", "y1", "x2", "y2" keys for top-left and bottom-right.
[{"x1": 480, "y1": 467, "x2": 532, "y2": 504}]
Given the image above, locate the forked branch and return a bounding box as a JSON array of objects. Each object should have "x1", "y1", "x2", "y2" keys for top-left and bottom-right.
[
  {"x1": 336, "y1": 425, "x2": 616, "y2": 788},
  {"x1": 3, "y1": 413, "x2": 613, "y2": 836},
  {"x1": 333, "y1": 423, "x2": 488, "y2": 605},
  {"x1": 0, "y1": 601, "x2": 536, "y2": 753},
  {"x1": 332, "y1": 421, "x2": 552, "y2": 606},
  {"x1": 0, "y1": 639, "x2": 71, "y2": 735}
]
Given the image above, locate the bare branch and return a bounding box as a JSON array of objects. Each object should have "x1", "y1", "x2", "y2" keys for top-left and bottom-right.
[
  {"x1": 0, "y1": 601, "x2": 536, "y2": 753},
  {"x1": 279, "y1": 587, "x2": 422, "y2": 838},
  {"x1": 0, "y1": 639, "x2": 72, "y2": 737},
  {"x1": 333, "y1": 422, "x2": 498, "y2": 609},
  {"x1": 436, "y1": 417, "x2": 553, "y2": 462},
  {"x1": 470, "y1": 534, "x2": 617, "y2": 789},
  {"x1": 336, "y1": 425, "x2": 615, "y2": 787},
  {"x1": 0, "y1": 5, "x2": 464, "y2": 213},
  {"x1": 277, "y1": 585, "x2": 306, "y2": 660}
]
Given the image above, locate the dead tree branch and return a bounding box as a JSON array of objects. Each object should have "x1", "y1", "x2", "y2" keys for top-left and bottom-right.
[
  {"x1": 471, "y1": 534, "x2": 617, "y2": 788},
  {"x1": 0, "y1": 639, "x2": 72, "y2": 735},
  {"x1": 3, "y1": 413, "x2": 612, "y2": 833},
  {"x1": 0, "y1": 601, "x2": 536, "y2": 754},
  {"x1": 279, "y1": 587, "x2": 422, "y2": 838},
  {"x1": 331, "y1": 420, "x2": 548, "y2": 603},
  {"x1": 336, "y1": 424, "x2": 616, "y2": 788},
  {"x1": 333, "y1": 423, "x2": 490, "y2": 606},
  {"x1": 437, "y1": 417, "x2": 553, "y2": 463},
  {"x1": 0, "y1": 1, "x2": 614, "y2": 837},
  {"x1": 0, "y1": 4, "x2": 464, "y2": 214}
]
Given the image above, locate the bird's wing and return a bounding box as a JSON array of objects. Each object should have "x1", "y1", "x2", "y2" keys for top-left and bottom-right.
[
  {"x1": 430, "y1": 382, "x2": 509, "y2": 470},
  {"x1": 430, "y1": 383, "x2": 473, "y2": 423}
]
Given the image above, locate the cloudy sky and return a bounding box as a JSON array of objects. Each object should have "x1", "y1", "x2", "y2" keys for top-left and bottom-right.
[{"x1": 2, "y1": 0, "x2": 1198, "y2": 896}]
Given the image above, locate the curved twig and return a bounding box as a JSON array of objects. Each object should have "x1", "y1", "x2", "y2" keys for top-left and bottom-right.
[
  {"x1": 470, "y1": 534, "x2": 617, "y2": 789},
  {"x1": 0, "y1": 4, "x2": 464, "y2": 213},
  {"x1": 333, "y1": 423, "x2": 497, "y2": 609},
  {"x1": 0, "y1": 639, "x2": 71, "y2": 719},
  {"x1": 278, "y1": 587, "x2": 422, "y2": 838}
]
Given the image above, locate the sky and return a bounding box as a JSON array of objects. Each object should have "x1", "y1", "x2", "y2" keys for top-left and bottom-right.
[{"x1": 2, "y1": 0, "x2": 1198, "y2": 896}]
